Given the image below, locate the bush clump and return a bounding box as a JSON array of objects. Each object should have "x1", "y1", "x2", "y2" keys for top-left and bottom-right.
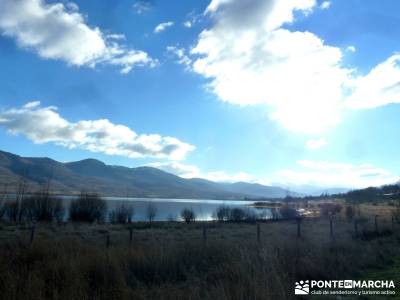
[
  {"x1": 109, "y1": 202, "x2": 134, "y2": 224},
  {"x1": 69, "y1": 192, "x2": 107, "y2": 223},
  {"x1": 181, "y1": 208, "x2": 196, "y2": 223}
]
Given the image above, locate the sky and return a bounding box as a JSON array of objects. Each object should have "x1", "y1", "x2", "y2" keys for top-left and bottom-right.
[{"x1": 0, "y1": 0, "x2": 400, "y2": 190}]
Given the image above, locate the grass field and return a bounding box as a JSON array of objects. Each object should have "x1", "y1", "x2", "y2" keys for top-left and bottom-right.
[{"x1": 0, "y1": 210, "x2": 399, "y2": 300}]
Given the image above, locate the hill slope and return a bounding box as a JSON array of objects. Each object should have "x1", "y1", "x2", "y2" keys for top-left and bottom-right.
[{"x1": 0, "y1": 150, "x2": 292, "y2": 199}]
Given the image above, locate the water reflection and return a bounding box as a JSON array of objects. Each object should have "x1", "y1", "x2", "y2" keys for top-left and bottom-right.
[{"x1": 61, "y1": 197, "x2": 272, "y2": 221}]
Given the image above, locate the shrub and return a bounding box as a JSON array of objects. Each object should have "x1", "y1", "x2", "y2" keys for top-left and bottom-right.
[
  {"x1": 146, "y1": 203, "x2": 157, "y2": 223},
  {"x1": 279, "y1": 205, "x2": 298, "y2": 220},
  {"x1": 69, "y1": 193, "x2": 107, "y2": 223},
  {"x1": 345, "y1": 205, "x2": 355, "y2": 222},
  {"x1": 2, "y1": 200, "x2": 19, "y2": 223},
  {"x1": 320, "y1": 203, "x2": 342, "y2": 217},
  {"x1": 181, "y1": 208, "x2": 196, "y2": 223},
  {"x1": 215, "y1": 206, "x2": 231, "y2": 222},
  {"x1": 24, "y1": 192, "x2": 65, "y2": 222},
  {"x1": 270, "y1": 207, "x2": 280, "y2": 220},
  {"x1": 229, "y1": 207, "x2": 246, "y2": 222},
  {"x1": 109, "y1": 202, "x2": 134, "y2": 224},
  {"x1": 244, "y1": 209, "x2": 258, "y2": 222}
]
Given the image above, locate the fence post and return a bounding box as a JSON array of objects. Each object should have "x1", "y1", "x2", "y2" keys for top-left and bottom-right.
[
  {"x1": 202, "y1": 226, "x2": 207, "y2": 246},
  {"x1": 296, "y1": 217, "x2": 301, "y2": 238},
  {"x1": 354, "y1": 219, "x2": 358, "y2": 238},
  {"x1": 392, "y1": 215, "x2": 395, "y2": 228},
  {"x1": 106, "y1": 234, "x2": 110, "y2": 249},
  {"x1": 330, "y1": 215, "x2": 334, "y2": 239},
  {"x1": 29, "y1": 224, "x2": 36, "y2": 245},
  {"x1": 129, "y1": 228, "x2": 133, "y2": 246},
  {"x1": 374, "y1": 215, "x2": 378, "y2": 233},
  {"x1": 257, "y1": 223, "x2": 261, "y2": 243}
]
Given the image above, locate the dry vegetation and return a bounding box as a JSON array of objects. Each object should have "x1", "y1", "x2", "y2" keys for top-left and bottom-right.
[{"x1": 0, "y1": 209, "x2": 399, "y2": 299}]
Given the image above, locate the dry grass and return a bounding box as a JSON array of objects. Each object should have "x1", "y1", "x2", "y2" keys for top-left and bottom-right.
[{"x1": 0, "y1": 213, "x2": 399, "y2": 300}]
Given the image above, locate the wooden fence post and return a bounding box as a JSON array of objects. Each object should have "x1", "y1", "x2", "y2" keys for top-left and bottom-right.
[
  {"x1": 392, "y1": 215, "x2": 395, "y2": 228},
  {"x1": 29, "y1": 224, "x2": 36, "y2": 245},
  {"x1": 354, "y1": 219, "x2": 358, "y2": 238},
  {"x1": 257, "y1": 223, "x2": 261, "y2": 243},
  {"x1": 330, "y1": 215, "x2": 334, "y2": 239},
  {"x1": 374, "y1": 215, "x2": 379, "y2": 233},
  {"x1": 129, "y1": 228, "x2": 133, "y2": 246},
  {"x1": 106, "y1": 234, "x2": 110, "y2": 249},
  {"x1": 202, "y1": 226, "x2": 207, "y2": 246},
  {"x1": 296, "y1": 217, "x2": 301, "y2": 238}
]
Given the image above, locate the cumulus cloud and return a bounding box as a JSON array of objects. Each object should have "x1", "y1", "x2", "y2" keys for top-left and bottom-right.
[
  {"x1": 154, "y1": 21, "x2": 174, "y2": 33},
  {"x1": 305, "y1": 138, "x2": 327, "y2": 150},
  {"x1": 147, "y1": 161, "x2": 252, "y2": 182},
  {"x1": 147, "y1": 160, "x2": 397, "y2": 188},
  {"x1": 147, "y1": 162, "x2": 201, "y2": 178},
  {"x1": 0, "y1": 0, "x2": 156, "y2": 73},
  {"x1": 189, "y1": 0, "x2": 351, "y2": 134},
  {"x1": 0, "y1": 102, "x2": 195, "y2": 160},
  {"x1": 345, "y1": 54, "x2": 400, "y2": 109},
  {"x1": 182, "y1": 0, "x2": 400, "y2": 134},
  {"x1": 274, "y1": 160, "x2": 398, "y2": 188},
  {"x1": 320, "y1": 1, "x2": 331, "y2": 9}
]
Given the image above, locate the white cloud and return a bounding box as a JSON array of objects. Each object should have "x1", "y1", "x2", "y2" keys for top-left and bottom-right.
[
  {"x1": 0, "y1": 0, "x2": 156, "y2": 73},
  {"x1": 147, "y1": 162, "x2": 201, "y2": 178},
  {"x1": 346, "y1": 45, "x2": 356, "y2": 53},
  {"x1": 189, "y1": 0, "x2": 351, "y2": 134},
  {"x1": 166, "y1": 46, "x2": 192, "y2": 67},
  {"x1": 186, "y1": 0, "x2": 400, "y2": 134},
  {"x1": 108, "y1": 34, "x2": 126, "y2": 41},
  {"x1": 205, "y1": 171, "x2": 253, "y2": 182},
  {"x1": 154, "y1": 21, "x2": 174, "y2": 33},
  {"x1": 305, "y1": 138, "x2": 327, "y2": 149},
  {"x1": 147, "y1": 161, "x2": 252, "y2": 182},
  {"x1": 147, "y1": 160, "x2": 397, "y2": 189},
  {"x1": 183, "y1": 21, "x2": 193, "y2": 28},
  {"x1": 345, "y1": 54, "x2": 400, "y2": 109},
  {"x1": 183, "y1": 12, "x2": 202, "y2": 29},
  {"x1": 133, "y1": 1, "x2": 152, "y2": 15},
  {"x1": 274, "y1": 160, "x2": 398, "y2": 188},
  {"x1": 0, "y1": 102, "x2": 195, "y2": 160},
  {"x1": 320, "y1": 1, "x2": 331, "y2": 9}
]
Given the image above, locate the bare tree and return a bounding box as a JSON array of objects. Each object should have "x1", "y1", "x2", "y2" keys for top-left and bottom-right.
[
  {"x1": 16, "y1": 175, "x2": 28, "y2": 223},
  {"x1": 345, "y1": 205, "x2": 355, "y2": 222},
  {"x1": 69, "y1": 192, "x2": 107, "y2": 223},
  {"x1": 146, "y1": 203, "x2": 157, "y2": 224},
  {"x1": 181, "y1": 207, "x2": 196, "y2": 223},
  {"x1": 24, "y1": 191, "x2": 65, "y2": 222},
  {"x1": 0, "y1": 183, "x2": 8, "y2": 220},
  {"x1": 109, "y1": 202, "x2": 134, "y2": 224},
  {"x1": 215, "y1": 205, "x2": 231, "y2": 222}
]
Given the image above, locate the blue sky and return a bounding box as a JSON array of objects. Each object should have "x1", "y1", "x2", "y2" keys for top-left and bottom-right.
[{"x1": 0, "y1": 0, "x2": 400, "y2": 189}]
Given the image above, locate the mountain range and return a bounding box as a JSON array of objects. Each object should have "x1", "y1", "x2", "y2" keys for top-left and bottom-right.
[{"x1": 0, "y1": 150, "x2": 295, "y2": 199}]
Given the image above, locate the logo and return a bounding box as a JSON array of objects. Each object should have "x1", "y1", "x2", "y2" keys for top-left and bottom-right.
[
  {"x1": 295, "y1": 279, "x2": 396, "y2": 296},
  {"x1": 295, "y1": 280, "x2": 310, "y2": 295}
]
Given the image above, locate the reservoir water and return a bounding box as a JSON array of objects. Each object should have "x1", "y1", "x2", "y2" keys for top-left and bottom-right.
[{"x1": 61, "y1": 197, "x2": 273, "y2": 221}]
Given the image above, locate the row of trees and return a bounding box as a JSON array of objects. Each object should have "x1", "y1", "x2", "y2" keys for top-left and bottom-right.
[
  {"x1": 3, "y1": 190, "x2": 364, "y2": 224},
  {"x1": 0, "y1": 192, "x2": 136, "y2": 224},
  {"x1": 0, "y1": 193, "x2": 295, "y2": 224}
]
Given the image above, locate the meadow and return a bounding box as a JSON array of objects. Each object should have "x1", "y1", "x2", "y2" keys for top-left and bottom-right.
[{"x1": 0, "y1": 202, "x2": 399, "y2": 300}]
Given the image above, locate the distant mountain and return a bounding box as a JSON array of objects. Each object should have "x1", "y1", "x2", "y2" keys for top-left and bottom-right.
[
  {"x1": 276, "y1": 184, "x2": 351, "y2": 196},
  {"x1": 0, "y1": 150, "x2": 293, "y2": 199},
  {"x1": 218, "y1": 182, "x2": 299, "y2": 198}
]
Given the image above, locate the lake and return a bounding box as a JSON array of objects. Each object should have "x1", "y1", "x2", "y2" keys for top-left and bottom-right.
[{"x1": 62, "y1": 197, "x2": 273, "y2": 221}]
